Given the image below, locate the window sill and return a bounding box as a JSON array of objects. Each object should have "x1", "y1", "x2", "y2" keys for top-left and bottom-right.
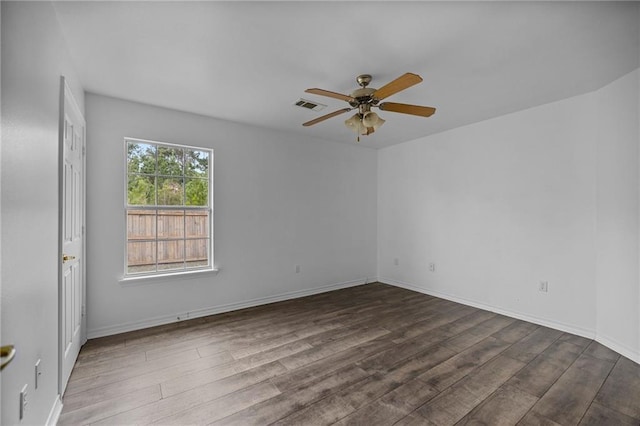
[{"x1": 119, "y1": 267, "x2": 219, "y2": 286}]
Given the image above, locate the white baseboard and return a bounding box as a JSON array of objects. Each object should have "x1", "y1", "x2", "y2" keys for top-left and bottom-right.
[
  {"x1": 381, "y1": 277, "x2": 596, "y2": 340},
  {"x1": 46, "y1": 395, "x2": 63, "y2": 426},
  {"x1": 595, "y1": 334, "x2": 640, "y2": 364},
  {"x1": 88, "y1": 277, "x2": 375, "y2": 339}
]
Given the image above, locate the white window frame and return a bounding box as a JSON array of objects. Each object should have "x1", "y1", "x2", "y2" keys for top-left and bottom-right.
[{"x1": 123, "y1": 137, "x2": 214, "y2": 279}]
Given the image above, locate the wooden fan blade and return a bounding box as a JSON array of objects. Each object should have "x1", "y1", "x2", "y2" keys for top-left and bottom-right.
[
  {"x1": 305, "y1": 88, "x2": 355, "y2": 103},
  {"x1": 373, "y1": 73, "x2": 423, "y2": 101},
  {"x1": 302, "y1": 108, "x2": 352, "y2": 127},
  {"x1": 379, "y1": 102, "x2": 436, "y2": 117}
]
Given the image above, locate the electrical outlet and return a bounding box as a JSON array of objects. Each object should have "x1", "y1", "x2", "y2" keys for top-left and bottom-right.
[
  {"x1": 35, "y1": 360, "x2": 41, "y2": 390},
  {"x1": 20, "y1": 384, "x2": 28, "y2": 420},
  {"x1": 429, "y1": 263, "x2": 436, "y2": 272},
  {"x1": 539, "y1": 281, "x2": 549, "y2": 292},
  {"x1": 394, "y1": 258, "x2": 399, "y2": 266}
]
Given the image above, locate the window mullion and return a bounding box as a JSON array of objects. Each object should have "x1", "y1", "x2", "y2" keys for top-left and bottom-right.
[{"x1": 155, "y1": 208, "x2": 159, "y2": 273}]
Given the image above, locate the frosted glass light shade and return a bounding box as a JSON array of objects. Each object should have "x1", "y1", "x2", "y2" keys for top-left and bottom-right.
[
  {"x1": 344, "y1": 113, "x2": 361, "y2": 131},
  {"x1": 362, "y1": 112, "x2": 385, "y2": 131},
  {"x1": 361, "y1": 112, "x2": 379, "y2": 127}
]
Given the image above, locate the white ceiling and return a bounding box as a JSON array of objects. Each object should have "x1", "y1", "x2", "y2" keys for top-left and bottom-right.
[{"x1": 53, "y1": 1, "x2": 639, "y2": 149}]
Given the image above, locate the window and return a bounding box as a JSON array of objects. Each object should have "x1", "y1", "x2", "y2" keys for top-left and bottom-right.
[{"x1": 125, "y1": 138, "x2": 213, "y2": 276}]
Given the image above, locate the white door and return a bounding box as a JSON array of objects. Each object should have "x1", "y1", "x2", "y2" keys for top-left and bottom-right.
[{"x1": 59, "y1": 77, "x2": 86, "y2": 394}]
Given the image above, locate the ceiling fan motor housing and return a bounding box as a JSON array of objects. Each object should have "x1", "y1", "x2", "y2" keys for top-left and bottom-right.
[{"x1": 349, "y1": 87, "x2": 377, "y2": 108}]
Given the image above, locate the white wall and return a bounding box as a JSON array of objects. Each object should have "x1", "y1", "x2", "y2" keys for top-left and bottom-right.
[
  {"x1": 1, "y1": 2, "x2": 85, "y2": 425},
  {"x1": 595, "y1": 70, "x2": 640, "y2": 360},
  {"x1": 85, "y1": 94, "x2": 377, "y2": 337},
  {"x1": 378, "y1": 91, "x2": 598, "y2": 337},
  {"x1": 378, "y1": 69, "x2": 640, "y2": 362}
]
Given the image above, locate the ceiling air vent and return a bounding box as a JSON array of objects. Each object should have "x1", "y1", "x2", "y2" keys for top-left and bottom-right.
[{"x1": 294, "y1": 98, "x2": 326, "y2": 112}]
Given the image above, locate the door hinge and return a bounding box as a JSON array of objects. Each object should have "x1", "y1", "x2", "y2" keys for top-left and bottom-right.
[
  {"x1": 82, "y1": 305, "x2": 86, "y2": 317},
  {"x1": 82, "y1": 145, "x2": 86, "y2": 156}
]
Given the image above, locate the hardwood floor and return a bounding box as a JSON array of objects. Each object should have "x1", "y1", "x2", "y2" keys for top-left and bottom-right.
[{"x1": 59, "y1": 283, "x2": 640, "y2": 425}]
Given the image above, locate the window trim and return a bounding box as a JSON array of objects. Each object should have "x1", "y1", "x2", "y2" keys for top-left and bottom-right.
[
  {"x1": 123, "y1": 137, "x2": 214, "y2": 279},
  {"x1": 119, "y1": 267, "x2": 219, "y2": 285}
]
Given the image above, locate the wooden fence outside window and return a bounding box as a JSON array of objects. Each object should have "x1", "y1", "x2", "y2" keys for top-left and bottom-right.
[{"x1": 127, "y1": 210, "x2": 209, "y2": 266}]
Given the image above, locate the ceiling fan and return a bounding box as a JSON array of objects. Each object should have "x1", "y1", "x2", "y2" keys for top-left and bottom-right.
[{"x1": 302, "y1": 73, "x2": 436, "y2": 141}]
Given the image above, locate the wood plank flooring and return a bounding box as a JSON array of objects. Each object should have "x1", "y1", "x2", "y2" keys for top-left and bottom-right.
[{"x1": 59, "y1": 283, "x2": 640, "y2": 425}]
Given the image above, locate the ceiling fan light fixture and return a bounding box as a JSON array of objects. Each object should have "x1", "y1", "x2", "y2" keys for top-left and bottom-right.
[
  {"x1": 345, "y1": 112, "x2": 386, "y2": 139},
  {"x1": 362, "y1": 111, "x2": 385, "y2": 130},
  {"x1": 344, "y1": 114, "x2": 369, "y2": 136},
  {"x1": 344, "y1": 113, "x2": 362, "y2": 131}
]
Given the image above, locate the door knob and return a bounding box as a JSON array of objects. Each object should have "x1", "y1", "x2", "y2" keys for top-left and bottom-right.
[
  {"x1": 63, "y1": 254, "x2": 76, "y2": 262},
  {"x1": 1, "y1": 345, "x2": 16, "y2": 371}
]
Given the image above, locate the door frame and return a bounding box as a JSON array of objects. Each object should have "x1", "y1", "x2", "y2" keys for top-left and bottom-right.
[{"x1": 58, "y1": 76, "x2": 87, "y2": 396}]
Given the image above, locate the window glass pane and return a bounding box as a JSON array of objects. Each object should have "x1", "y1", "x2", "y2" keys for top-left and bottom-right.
[
  {"x1": 157, "y1": 146, "x2": 184, "y2": 176},
  {"x1": 186, "y1": 210, "x2": 209, "y2": 238},
  {"x1": 127, "y1": 209, "x2": 156, "y2": 240},
  {"x1": 186, "y1": 239, "x2": 209, "y2": 268},
  {"x1": 127, "y1": 241, "x2": 156, "y2": 274},
  {"x1": 157, "y1": 210, "x2": 184, "y2": 239},
  {"x1": 185, "y1": 178, "x2": 208, "y2": 206},
  {"x1": 157, "y1": 177, "x2": 184, "y2": 205},
  {"x1": 158, "y1": 240, "x2": 185, "y2": 271},
  {"x1": 128, "y1": 175, "x2": 156, "y2": 205},
  {"x1": 127, "y1": 142, "x2": 156, "y2": 174},
  {"x1": 185, "y1": 150, "x2": 209, "y2": 177}
]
